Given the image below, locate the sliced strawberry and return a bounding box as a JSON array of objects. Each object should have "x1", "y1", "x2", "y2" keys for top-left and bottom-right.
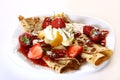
[
  {"x1": 83, "y1": 25, "x2": 94, "y2": 36},
  {"x1": 42, "y1": 17, "x2": 52, "y2": 29},
  {"x1": 28, "y1": 44, "x2": 43, "y2": 59},
  {"x1": 51, "y1": 17, "x2": 65, "y2": 29},
  {"x1": 67, "y1": 45, "x2": 83, "y2": 58}
]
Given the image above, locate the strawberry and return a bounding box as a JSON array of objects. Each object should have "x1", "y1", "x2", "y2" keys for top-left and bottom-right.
[
  {"x1": 51, "y1": 17, "x2": 65, "y2": 29},
  {"x1": 28, "y1": 44, "x2": 43, "y2": 59},
  {"x1": 42, "y1": 17, "x2": 52, "y2": 29},
  {"x1": 19, "y1": 33, "x2": 33, "y2": 47},
  {"x1": 67, "y1": 45, "x2": 83, "y2": 58},
  {"x1": 90, "y1": 29, "x2": 102, "y2": 43},
  {"x1": 83, "y1": 25, "x2": 94, "y2": 36}
]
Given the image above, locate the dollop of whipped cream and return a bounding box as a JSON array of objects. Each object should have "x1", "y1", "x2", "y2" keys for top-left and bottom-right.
[
  {"x1": 43, "y1": 24, "x2": 74, "y2": 46},
  {"x1": 38, "y1": 23, "x2": 85, "y2": 46}
]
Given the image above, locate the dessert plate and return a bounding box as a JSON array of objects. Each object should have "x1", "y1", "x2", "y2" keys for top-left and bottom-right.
[{"x1": 8, "y1": 14, "x2": 115, "y2": 78}]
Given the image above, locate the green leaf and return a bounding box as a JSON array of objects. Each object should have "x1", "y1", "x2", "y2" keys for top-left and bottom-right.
[{"x1": 21, "y1": 35, "x2": 31, "y2": 45}]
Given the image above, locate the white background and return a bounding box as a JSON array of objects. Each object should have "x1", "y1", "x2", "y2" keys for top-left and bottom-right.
[{"x1": 0, "y1": 0, "x2": 120, "y2": 80}]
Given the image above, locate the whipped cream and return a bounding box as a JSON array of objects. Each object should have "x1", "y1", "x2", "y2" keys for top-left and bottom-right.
[{"x1": 38, "y1": 23, "x2": 85, "y2": 46}]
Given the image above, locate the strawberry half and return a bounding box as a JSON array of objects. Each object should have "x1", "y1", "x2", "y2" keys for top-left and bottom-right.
[
  {"x1": 67, "y1": 45, "x2": 83, "y2": 58},
  {"x1": 83, "y1": 25, "x2": 94, "y2": 36},
  {"x1": 51, "y1": 17, "x2": 65, "y2": 29},
  {"x1": 90, "y1": 29, "x2": 102, "y2": 43},
  {"x1": 28, "y1": 43, "x2": 43, "y2": 59},
  {"x1": 42, "y1": 17, "x2": 52, "y2": 29}
]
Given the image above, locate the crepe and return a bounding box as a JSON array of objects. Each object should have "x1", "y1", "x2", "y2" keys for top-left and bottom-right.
[
  {"x1": 18, "y1": 16, "x2": 42, "y2": 33},
  {"x1": 42, "y1": 57, "x2": 80, "y2": 73},
  {"x1": 75, "y1": 34, "x2": 112, "y2": 66}
]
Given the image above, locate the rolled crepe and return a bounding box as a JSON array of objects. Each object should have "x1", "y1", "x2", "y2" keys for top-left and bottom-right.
[
  {"x1": 81, "y1": 47, "x2": 112, "y2": 66},
  {"x1": 42, "y1": 57, "x2": 80, "y2": 73},
  {"x1": 75, "y1": 34, "x2": 112, "y2": 66}
]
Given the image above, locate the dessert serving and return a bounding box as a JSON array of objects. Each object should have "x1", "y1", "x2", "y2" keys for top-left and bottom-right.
[{"x1": 17, "y1": 13, "x2": 112, "y2": 73}]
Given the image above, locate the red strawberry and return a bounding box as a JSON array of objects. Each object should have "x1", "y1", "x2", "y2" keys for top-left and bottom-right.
[
  {"x1": 28, "y1": 44, "x2": 43, "y2": 59},
  {"x1": 83, "y1": 25, "x2": 94, "y2": 36},
  {"x1": 90, "y1": 29, "x2": 102, "y2": 42},
  {"x1": 42, "y1": 17, "x2": 52, "y2": 29},
  {"x1": 67, "y1": 45, "x2": 83, "y2": 58},
  {"x1": 19, "y1": 33, "x2": 33, "y2": 47},
  {"x1": 52, "y1": 17, "x2": 65, "y2": 29}
]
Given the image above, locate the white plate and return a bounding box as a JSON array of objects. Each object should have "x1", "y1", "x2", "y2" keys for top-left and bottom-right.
[{"x1": 8, "y1": 15, "x2": 115, "y2": 79}]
